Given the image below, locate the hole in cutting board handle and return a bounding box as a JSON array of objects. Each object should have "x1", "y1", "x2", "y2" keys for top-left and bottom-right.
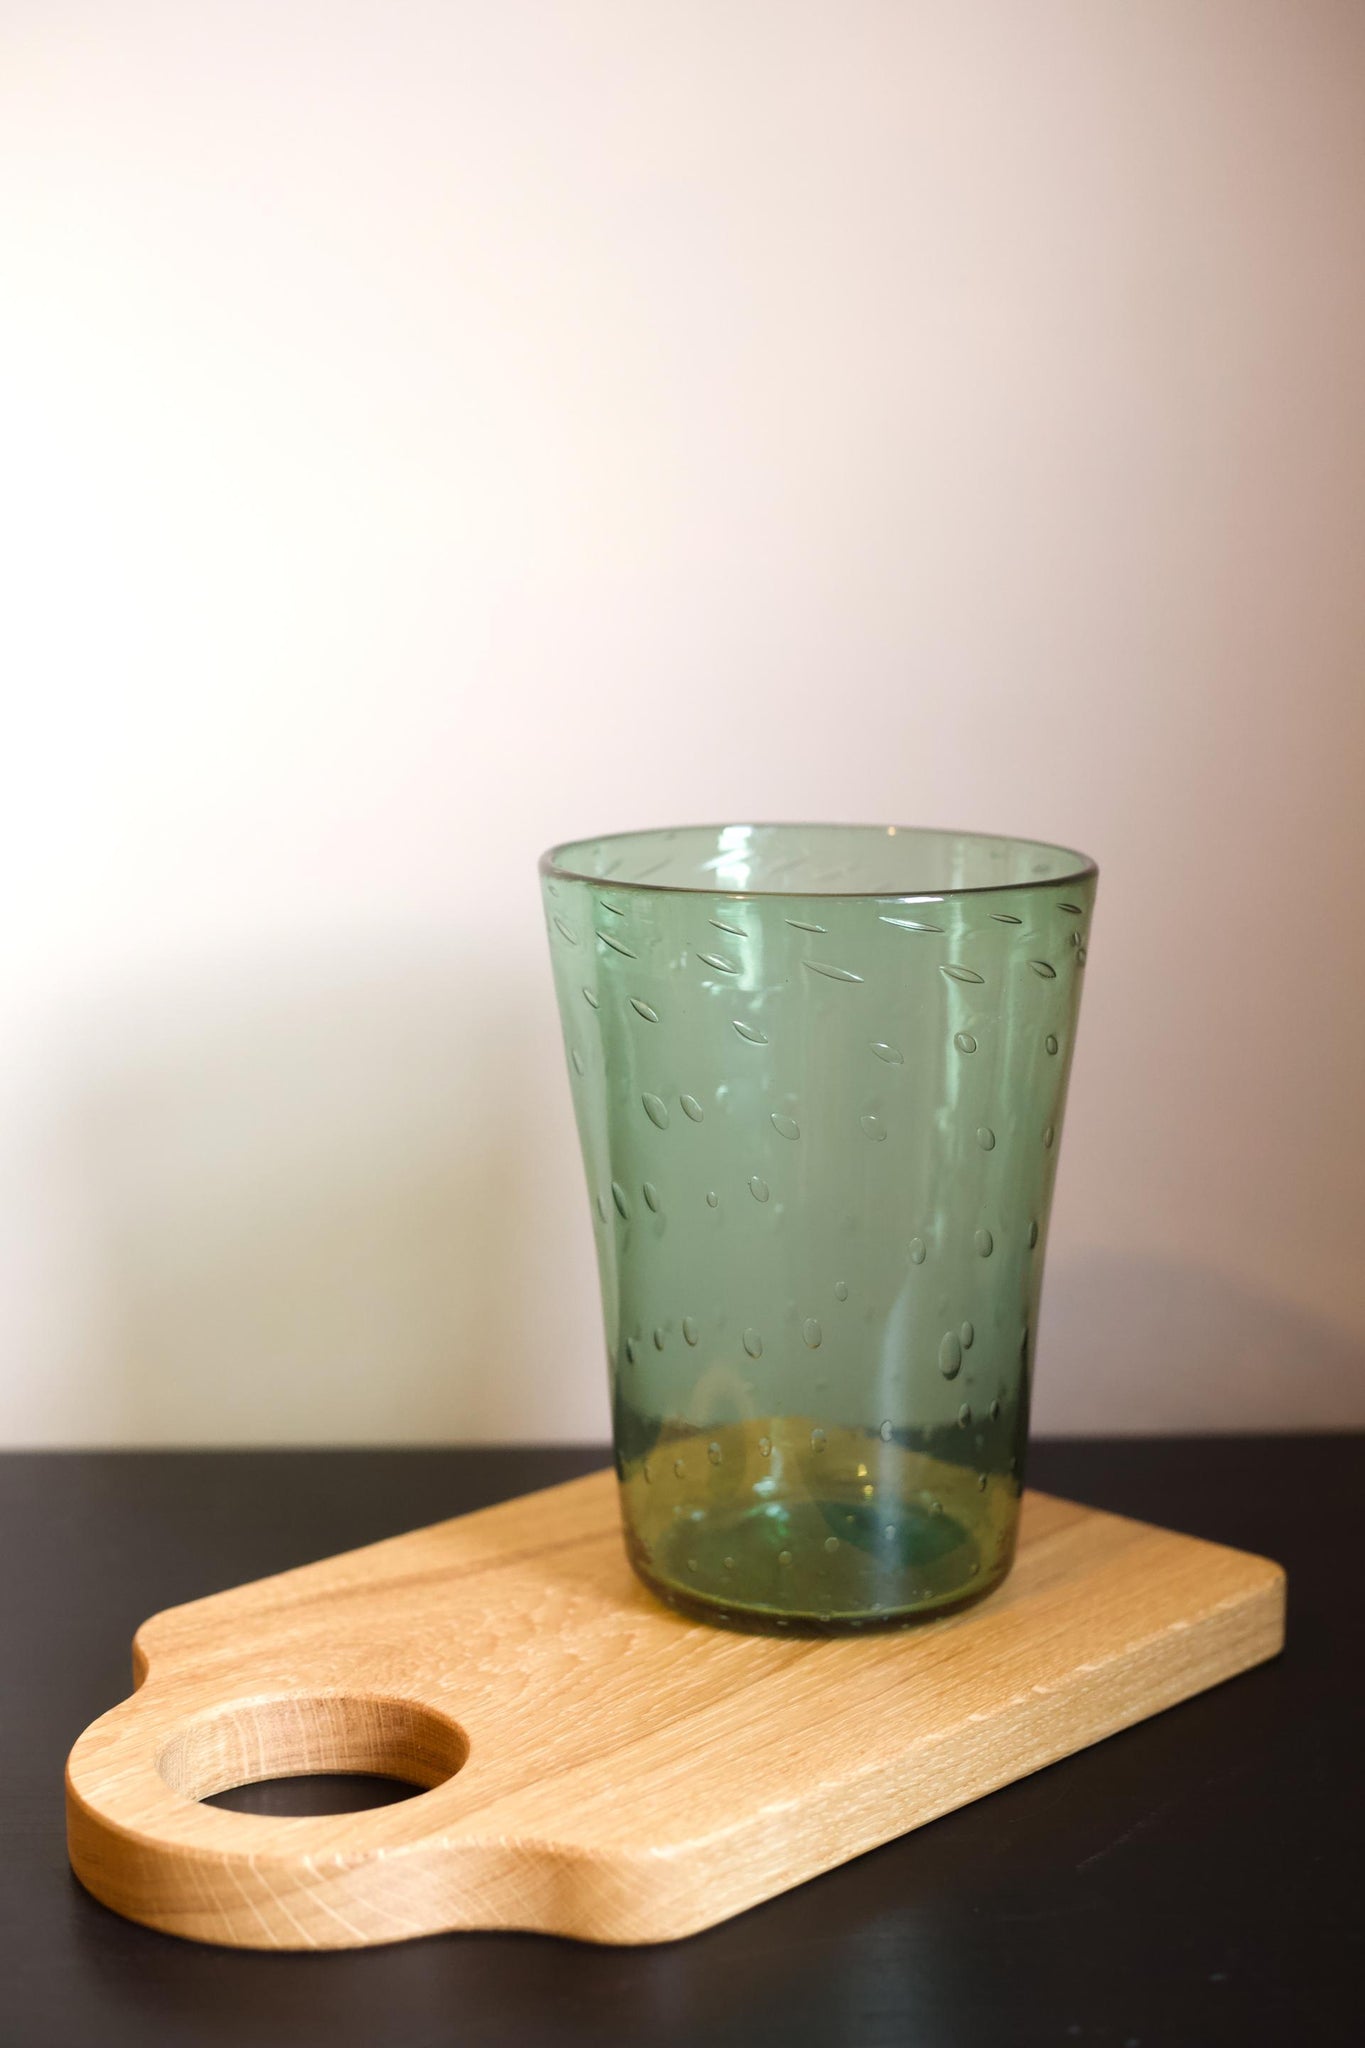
[
  {"x1": 156, "y1": 1694, "x2": 469, "y2": 1809},
  {"x1": 206, "y1": 1774, "x2": 424, "y2": 1816}
]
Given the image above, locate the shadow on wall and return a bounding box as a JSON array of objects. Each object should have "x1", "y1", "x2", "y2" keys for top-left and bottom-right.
[
  {"x1": 1036, "y1": 1246, "x2": 1365, "y2": 1435},
  {"x1": 53, "y1": 941, "x2": 598, "y2": 1445}
]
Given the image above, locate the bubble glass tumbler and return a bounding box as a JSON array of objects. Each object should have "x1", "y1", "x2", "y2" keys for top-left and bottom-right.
[{"x1": 541, "y1": 824, "x2": 1097, "y2": 1631}]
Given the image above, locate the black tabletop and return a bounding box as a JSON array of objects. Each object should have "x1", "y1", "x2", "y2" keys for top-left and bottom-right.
[{"x1": 3, "y1": 1436, "x2": 1360, "y2": 2048}]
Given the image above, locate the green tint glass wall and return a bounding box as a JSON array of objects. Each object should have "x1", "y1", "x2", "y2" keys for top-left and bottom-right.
[{"x1": 541, "y1": 825, "x2": 1097, "y2": 1631}]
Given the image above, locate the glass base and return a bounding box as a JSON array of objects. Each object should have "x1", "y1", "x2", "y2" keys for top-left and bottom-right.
[
  {"x1": 618, "y1": 1418, "x2": 1020, "y2": 1633},
  {"x1": 626, "y1": 1537, "x2": 1013, "y2": 1635}
]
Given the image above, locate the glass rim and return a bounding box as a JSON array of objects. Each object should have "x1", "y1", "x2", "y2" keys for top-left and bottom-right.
[{"x1": 539, "y1": 821, "x2": 1099, "y2": 902}]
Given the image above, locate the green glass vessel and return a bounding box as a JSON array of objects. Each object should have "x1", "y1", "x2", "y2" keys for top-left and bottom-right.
[{"x1": 540, "y1": 824, "x2": 1097, "y2": 1631}]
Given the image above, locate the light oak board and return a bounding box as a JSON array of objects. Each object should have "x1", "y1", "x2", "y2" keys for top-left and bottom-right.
[{"x1": 65, "y1": 1470, "x2": 1285, "y2": 1948}]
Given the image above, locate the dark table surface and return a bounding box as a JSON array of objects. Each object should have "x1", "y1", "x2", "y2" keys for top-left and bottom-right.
[{"x1": 3, "y1": 1436, "x2": 1360, "y2": 2048}]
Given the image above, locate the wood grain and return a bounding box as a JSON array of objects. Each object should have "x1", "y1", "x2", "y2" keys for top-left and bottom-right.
[{"x1": 65, "y1": 1470, "x2": 1285, "y2": 1949}]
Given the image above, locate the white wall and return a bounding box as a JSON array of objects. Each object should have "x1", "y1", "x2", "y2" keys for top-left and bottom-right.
[{"x1": 3, "y1": 1, "x2": 1362, "y2": 1444}]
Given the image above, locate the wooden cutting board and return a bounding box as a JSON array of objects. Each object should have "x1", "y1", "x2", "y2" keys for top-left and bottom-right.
[{"x1": 65, "y1": 1469, "x2": 1284, "y2": 1950}]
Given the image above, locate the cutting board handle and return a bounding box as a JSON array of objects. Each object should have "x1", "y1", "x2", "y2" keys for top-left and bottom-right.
[{"x1": 66, "y1": 1681, "x2": 479, "y2": 1946}]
